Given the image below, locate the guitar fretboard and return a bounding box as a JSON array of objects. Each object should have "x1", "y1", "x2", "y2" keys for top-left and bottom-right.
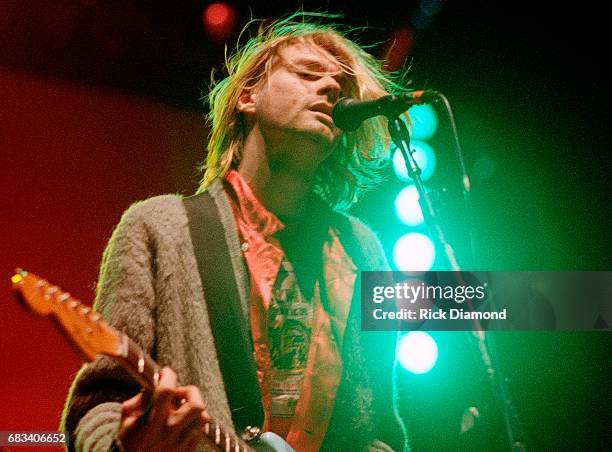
[
  {"x1": 119, "y1": 334, "x2": 253, "y2": 452},
  {"x1": 11, "y1": 269, "x2": 257, "y2": 452}
]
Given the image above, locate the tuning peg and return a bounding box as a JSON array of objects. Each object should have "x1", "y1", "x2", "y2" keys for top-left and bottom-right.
[{"x1": 11, "y1": 269, "x2": 26, "y2": 285}]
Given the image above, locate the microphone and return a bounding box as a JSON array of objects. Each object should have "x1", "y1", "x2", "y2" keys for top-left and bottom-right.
[{"x1": 332, "y1": 90, "x2": 439, "y2": 131}]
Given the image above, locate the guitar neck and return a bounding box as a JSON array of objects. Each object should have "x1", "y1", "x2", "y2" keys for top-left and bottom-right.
[
  {"x1": 11, "y1": 269, "x2": 255, "y2": 452},
  {"x1": 115, "y1": 333, "x2": 159, "y2": 390},
  {"x1": 116, "y1": 334, "x2": 253, "y2": 452}
]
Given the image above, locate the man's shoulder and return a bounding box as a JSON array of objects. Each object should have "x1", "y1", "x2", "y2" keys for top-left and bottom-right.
[
  {"x1": 131, "y1": 193, "x2": 183, "y2": 207},
  {"x1": 118, "y1": 194, "x2": 187, "y2": 230},
  {"x1": 126, "y1": 180, "x2": 225, "y2": 217}
]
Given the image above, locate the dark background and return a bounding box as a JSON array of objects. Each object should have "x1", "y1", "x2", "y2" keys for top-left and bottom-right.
[
  {"x1": 5, "y1": 0, "x2": 610, "y2": 269},
  {"x1": 1, "y1": 1, "x2": 610, "y2": 451}
]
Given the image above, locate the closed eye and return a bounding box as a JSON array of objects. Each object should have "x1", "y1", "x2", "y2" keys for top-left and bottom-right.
[{"x1": 296, "y1": 72, "x2": 321, "y2": 81}]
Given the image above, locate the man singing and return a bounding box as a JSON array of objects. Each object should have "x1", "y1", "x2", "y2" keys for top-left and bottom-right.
[{"x1": 62, "y1": 14, "x2": 409, "y2": 452}]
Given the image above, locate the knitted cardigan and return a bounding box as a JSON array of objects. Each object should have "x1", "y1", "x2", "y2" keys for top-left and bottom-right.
[{"x1": 60, "y1": 180, "x2": 408, "y2": 452}]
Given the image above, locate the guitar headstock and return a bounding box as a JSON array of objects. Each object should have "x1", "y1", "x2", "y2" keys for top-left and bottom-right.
[{"x1": 11, "y1": 269, "x2": 123, "y2": 362}]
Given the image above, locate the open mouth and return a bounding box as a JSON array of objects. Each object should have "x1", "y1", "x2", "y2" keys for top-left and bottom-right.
[
  {"x1": 310, "y1": 103, "x2": 335, "y2": 128},
  {"x1": 310, "y1": 102, "x2": 333, "y2": 117}
]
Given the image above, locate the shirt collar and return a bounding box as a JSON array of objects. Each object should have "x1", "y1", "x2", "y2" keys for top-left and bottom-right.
[{"x1": 224, "y1": 169, "x2": 285, "y2": 237}]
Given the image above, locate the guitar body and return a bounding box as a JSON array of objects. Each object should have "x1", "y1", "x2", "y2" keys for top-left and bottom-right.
[
  {"x1": 11, "y1": 269, "x2": 295, "y2": 452},
  {"x1": 252, "y1": 432, "x2": 295, "y2": 452}
]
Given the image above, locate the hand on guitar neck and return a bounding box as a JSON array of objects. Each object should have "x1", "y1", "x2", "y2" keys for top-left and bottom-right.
[
  {"x1": 11, "y1": 269, "x2": 294, "y2": 452},
  {"x1": 118, "y1": 366, "x2": 208, "y2": 452}
]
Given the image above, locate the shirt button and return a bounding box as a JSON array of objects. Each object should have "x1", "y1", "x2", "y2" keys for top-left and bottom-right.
[{"x1": 240, "y1": 242, "x2": 249, "y2": 252}]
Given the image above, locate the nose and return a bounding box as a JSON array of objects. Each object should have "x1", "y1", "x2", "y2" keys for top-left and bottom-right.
[{"x1": 317, "y1": 75, "x2": 342, "y2": 103}]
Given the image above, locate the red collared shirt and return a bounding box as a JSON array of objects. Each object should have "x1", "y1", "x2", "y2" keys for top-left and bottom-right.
[{"x1": 224, "y1": 170, "x2": 356, "y2": 452}]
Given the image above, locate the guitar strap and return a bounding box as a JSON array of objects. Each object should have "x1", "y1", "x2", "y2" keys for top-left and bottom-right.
[{"x1": 183, "y1": 191, "x2": 264, "y2": 433}]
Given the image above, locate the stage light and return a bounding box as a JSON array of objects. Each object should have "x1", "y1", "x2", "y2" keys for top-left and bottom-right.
[
  {"x1": 408, "y1": 104, "x2": 438, "y2": 140},
  {"x1": 202, "y1": 2, "x2": 236, "y2": 41},
  {"x1": 397, "y1": 331, "x2": 439, "y2": 374},
  {"x1": 395, "y1": 185, "x2": 424, "y2": 226},
  {"x1": 392, "y1": 232, "x2": 436, "y2": 271},
  {"x1": 392, "y1": 140, "x2": 437, "y2": 182},
  {"x1": 381, "y1": 27, "x2": 415, "y2": 72}
]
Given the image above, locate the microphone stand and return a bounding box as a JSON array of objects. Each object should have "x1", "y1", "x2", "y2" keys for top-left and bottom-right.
[{"x1": 387, "y1": 114, "x2": 527, "y2": 452}]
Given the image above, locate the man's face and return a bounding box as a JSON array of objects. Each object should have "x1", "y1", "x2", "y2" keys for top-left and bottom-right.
[{"x1": 240, "y1": 43, "x2": 346, "y2": 168}]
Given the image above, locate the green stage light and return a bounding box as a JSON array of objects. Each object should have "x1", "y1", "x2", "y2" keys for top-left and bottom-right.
[
  {"x1": 392, "y1": 140, "x2": 437, "y2": 182},
  {"x1": 397, "y1": 331, "x2": 439, "y2": 374},
  {"x1": 392, "y1": 232, "x2": 436, "y2": 271},
  {"x1": 408, "y1": 104, "x2": 438, "y2": 140},
  {"x1": 395, "y1": 185, "x2": 424, "y2": 226}
]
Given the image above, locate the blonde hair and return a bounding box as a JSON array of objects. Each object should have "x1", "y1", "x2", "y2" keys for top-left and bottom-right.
[{"x1": 200, "y1": 13, "x2": 408, "y2": 210}]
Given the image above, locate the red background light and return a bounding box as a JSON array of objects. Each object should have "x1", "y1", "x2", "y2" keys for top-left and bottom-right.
[{"x1": 202, "y1": 2, "x2": 236, "y2": 41}]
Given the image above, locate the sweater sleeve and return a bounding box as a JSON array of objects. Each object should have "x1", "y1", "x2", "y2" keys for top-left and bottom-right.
[{"x1": 60, "y1": 199, "x2": 159, "y2": 452}]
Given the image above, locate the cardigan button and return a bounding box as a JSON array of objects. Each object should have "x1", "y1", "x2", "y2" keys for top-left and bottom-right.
[{"x1": 240, "y1": 242, "x2": 249, "y2": 252}]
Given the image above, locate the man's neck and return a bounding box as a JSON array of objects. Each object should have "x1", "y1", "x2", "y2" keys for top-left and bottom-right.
[{"x1": 237, "y1": 127, "x2": 325, "y2": 220}]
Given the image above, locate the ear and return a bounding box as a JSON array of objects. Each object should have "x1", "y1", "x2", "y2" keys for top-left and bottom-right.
[{"x1": 236, "y1": 89, "x2": 257, "y2": 115}]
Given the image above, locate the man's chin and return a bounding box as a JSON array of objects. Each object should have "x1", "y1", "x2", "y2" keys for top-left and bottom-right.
[
  {"x1": 311, "y1": 134, "x2": 341, "y2": 158},
  {"x1": 311, "y1": 124, "x2": 342, "y2": 147}
]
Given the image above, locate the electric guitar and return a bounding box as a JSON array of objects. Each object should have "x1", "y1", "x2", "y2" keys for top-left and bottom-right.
[{"x1": 10, "y1": 269, "x2": 293, "y2": 452}]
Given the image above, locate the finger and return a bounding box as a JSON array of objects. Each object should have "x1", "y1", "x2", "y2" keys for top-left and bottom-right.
[
  {"x1": 121, "y1": 393, "x2": 145, "y2": 431},
  {"x1": 157, "y1": 366, "x2": 179, "y2": 391},
  {"x1": 121, "y1": 392, "x2": 144, "y2": 414},
  {"x1": 200, "y1": 409, "x2": 211, "y2": 423},
  {"x1": 119, "y1": 395, "x2": 146, "y2": 442},
  {"x1": 172, "y1": 409, "x2": 207, "y2": 451},
  {"x1": 167, "y1": 386, "x2": 206, "y2": 446},
  {"x1": 120, "y1": 409, "x2": 145, "y2": 433},
  {"x1": 156, "y1": 367, "x2": 179, "y2": 410},
  {"x1": 173, "y1": 385, "x2": 205, "y2": 409},
  {"x1": 148, "y1": 367, "x2": 179, "y2": 425},
  {"x1": 168, "y1": 386, "x2": 206, "y2": 428}
]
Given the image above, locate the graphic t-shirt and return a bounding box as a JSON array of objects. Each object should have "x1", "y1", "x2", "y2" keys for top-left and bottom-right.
[{"x1": 268, "y1": 258, "x2": 313, "y2": 419}]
